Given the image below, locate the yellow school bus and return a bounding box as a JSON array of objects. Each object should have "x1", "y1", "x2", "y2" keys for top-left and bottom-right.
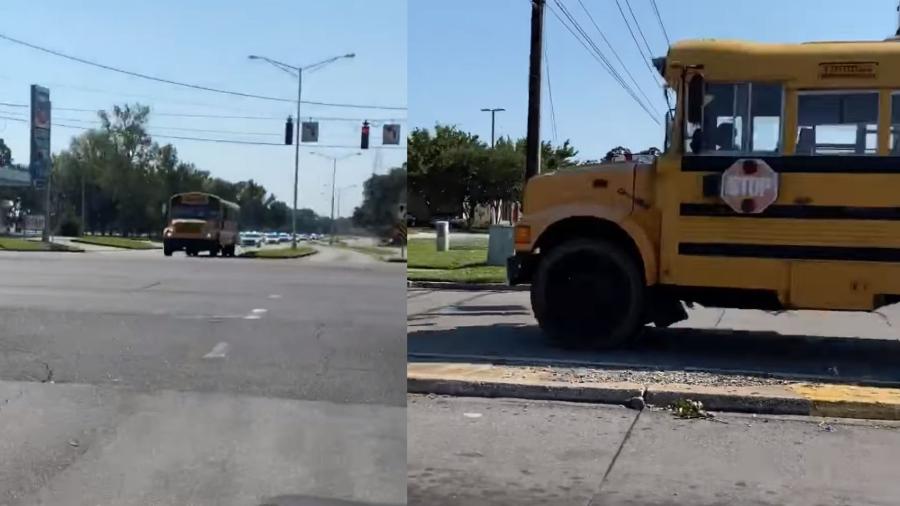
[
  {"x1": 508, "y1": 37, "x2": 900, "y2": 348},
  {"x1": 163, "y1": 192, "x2": 239, "y2": 257}
]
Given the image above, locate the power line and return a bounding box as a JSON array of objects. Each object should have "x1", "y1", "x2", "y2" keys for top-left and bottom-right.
[
  {"x1": 0, "y1": 32, "x2": 407, "y2": 110},
  {"x1": 612, "y1": 0, "x2": 664, "y2": 86},
  {"x1": 576, "y1": 0, "x2": 659, "y2": 115},
  {"x1": 624, "y1": 0, "x2": 655, "y2": 58},
  {"x1": 0, "y1": 101, "x2": 405, "y2": 122},
  {"x1": 548, "y1": 1, "x2": 660, "y2": 124},
  {"x1": 649, "y1": 0, "x2": 671, "y2": 46},
  {"x1": 543, "y1": 27, "x2": 559, "y2": 143}
]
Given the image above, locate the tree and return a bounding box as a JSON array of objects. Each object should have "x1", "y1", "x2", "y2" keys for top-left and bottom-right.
[
  {"x1": 353, "y1": 166, "x2": 407, "y2": 236},
  {"x1": 0, "y1": 139, "x2": 11, "y2": 166},
  {"x1": 603, "y1": 146, "x2": 632, "y2": 162},
  {"x1": 408, "y1": 125, "x2": 485, "y2": 217}
]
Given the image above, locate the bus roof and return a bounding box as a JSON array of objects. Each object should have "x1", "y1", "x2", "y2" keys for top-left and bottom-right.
[
  {"x1": 171, "y1": 192, "x2": 239, "y2": 210},
  {"x1": 663, "y1": 38, "x2": 900, "y2": 88}
]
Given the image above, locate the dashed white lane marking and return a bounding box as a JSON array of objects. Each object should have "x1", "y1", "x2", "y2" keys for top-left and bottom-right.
[
  {"x1": 251, "y1": 308, "x2": 268, "y2": 314},
  {"x1": 243, "y1": 315, "x2": 261, "y2": 320},
  {"x1": 203, "y1": 342, "x2": 230, "y2": 359},
  {"x1": 267, "y1": 294, "x2": 282, "y2": 299},
  {"x1": 463, "y1": 412, "x2": 482, "y2": 419}
]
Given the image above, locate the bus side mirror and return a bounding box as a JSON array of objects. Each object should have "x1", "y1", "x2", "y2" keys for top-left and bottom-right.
[{"x1": 687, "y1": 74, "x2": 704, "y2": 124}]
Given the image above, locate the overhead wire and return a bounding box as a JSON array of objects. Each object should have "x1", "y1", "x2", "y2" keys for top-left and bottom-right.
[
  {"x1": 548, "y1": 1, "x2": 660, "y2": 124},
  {"x1": 0, "y1": 32, "x2": 407, "y2": 110},
  {"x1": 624, "y1": 0, "x2": 655, "y2": 58},
  {"x1": 543, "y1": 13, "x2": 559, "y2": 143},
  {"x1": 612, "y1": 0, "x2": 665, "y2": 85},
  {"x1": 575, "y1": 0, "x2": 659, "y2": 115},
  {"x1": 649, "y1": 0, "x2": 671, "y2": 46}
]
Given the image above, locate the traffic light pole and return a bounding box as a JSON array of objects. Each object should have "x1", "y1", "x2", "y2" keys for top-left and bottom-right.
[{"x1": 292, "y1": 70, "x2": 302, "y2": 250}]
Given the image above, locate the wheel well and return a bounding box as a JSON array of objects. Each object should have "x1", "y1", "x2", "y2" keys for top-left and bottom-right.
[{"x1": 534, "y1": 217, "x2": 645, "y2": 282}]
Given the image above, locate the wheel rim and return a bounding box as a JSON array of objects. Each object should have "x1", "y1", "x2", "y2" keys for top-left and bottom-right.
[{"x1": 544, "y1": 249, "x2": 631, "y2": 337}]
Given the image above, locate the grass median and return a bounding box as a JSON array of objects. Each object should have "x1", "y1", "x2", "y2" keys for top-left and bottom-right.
[
  {"x1": 407, "y1": 237, "x2": 506, "y2": 284},
  {"x1": 0, "y1": 237, "x2": 82, "y2": 252},
  {"x1": 72, "y1": 236, "x2": 160, "y2": 249},
  {"x1": 240, "y1": 245, "x2": 316, "y2": 259}
]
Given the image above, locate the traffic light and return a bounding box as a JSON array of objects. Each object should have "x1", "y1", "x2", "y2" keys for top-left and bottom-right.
[
  {"x1": 361, "y1": 120, "x2": 370, "y2": 150},
  {"x1": 284, "y1": 116, "x2": 294, "y2": 145}
]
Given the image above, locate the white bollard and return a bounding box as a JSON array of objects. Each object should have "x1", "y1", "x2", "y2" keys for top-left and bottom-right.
[
  {"x1": 435, "y1": 221, "x2": 450, "y2": 252},
  {"x1": 486, "y1": 224, "x2": 514, "y2": 266}
]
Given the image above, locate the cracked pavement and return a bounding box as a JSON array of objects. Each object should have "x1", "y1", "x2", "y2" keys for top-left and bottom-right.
[
  {"x1": 0, "y1": 247, "x2": 405, "y2": 505},
  {"x1": 408, "y1": 395, "x2": 900, "y2": 506}
]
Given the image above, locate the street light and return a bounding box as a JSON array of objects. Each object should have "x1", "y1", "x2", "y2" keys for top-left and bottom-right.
[
  {"x1": 480, "y1": 107, "x2": 506, "y2": 148},
  {"x1": 248, "y1": 52, "x2": 355, "y2": 248},
  {"x1": 335, "y1": 184, "x2": 358, "y2": 240},
  {"x1": 310, "y1": 151, "x2": 361, "y2": 244}
]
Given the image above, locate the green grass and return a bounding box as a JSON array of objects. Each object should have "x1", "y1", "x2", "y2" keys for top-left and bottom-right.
[
  {"x1": 407, "y1": 266, "x2": 507, "y2": 284},
  {"x1": 407, "y1": 238, "x2": 488, "y2": 269},
  {"x1": 72, "y1": 236, "x2": 160, "y2": 250},
  {"x1": 0, "y1": 238, "x2": 82, "y2": 252},
  {"x1": 407, "y1": 237, "x2": 507, "y2": 283},
  {"x1": 240, "y1": 246, "x2": 316, "y2": 259}
]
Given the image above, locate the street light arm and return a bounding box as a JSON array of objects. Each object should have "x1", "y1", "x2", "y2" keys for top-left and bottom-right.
[{"x1": 302, "y1": 53, "x2": 355, "y2": 72}]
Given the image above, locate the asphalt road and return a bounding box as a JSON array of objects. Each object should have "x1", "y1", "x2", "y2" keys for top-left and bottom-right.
[
  {"x1": 408, "y1": 288, "x2": 900, "y2": 386},
  {"x1": 408, "y1": 395, "x2": 900, "y2": 506},
  {"x1": 0, "y1": 246, "x2": 405, "y2": 505}
]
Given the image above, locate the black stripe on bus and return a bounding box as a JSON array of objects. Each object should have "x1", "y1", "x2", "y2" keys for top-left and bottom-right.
[
  {"x1": 681, "y1": 155, "x2": 900, "y2": 173},
  {"x1": 680, "y1": 203, "x2": 900, "y2": 220},
  {"x1": 679, "y1": 243, "x2": 900, "y2": 262}
]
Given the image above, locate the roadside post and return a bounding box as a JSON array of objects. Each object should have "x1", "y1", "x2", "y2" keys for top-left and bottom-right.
[
  {"x1": 397, "y1": 203, "x2": 407, "y2": 260},
  {"x1": 435, "y1": 221, "x2": 449, "y2": 252},
  {"x1": 487, "y1": 224, "x2": 514, "y2": 266}
]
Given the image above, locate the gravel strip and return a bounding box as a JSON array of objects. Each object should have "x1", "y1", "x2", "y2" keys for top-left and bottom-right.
[{"x1": 512, "y1": 366, "x2": 794, "y2": 387}]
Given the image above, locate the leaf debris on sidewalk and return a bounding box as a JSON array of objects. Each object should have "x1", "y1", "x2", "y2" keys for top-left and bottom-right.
[{"x1": 669, "y1": 398, "x2": 721, "y2": 421}]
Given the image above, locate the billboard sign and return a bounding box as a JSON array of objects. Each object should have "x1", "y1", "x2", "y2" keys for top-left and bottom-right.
[{"x1": 30, "y1": 85, "x2": 51, "y2": 185}]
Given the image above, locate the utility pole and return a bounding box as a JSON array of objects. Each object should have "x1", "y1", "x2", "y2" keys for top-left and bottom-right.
[
  {"x1": 525, "y1": 0, "x2": 544, "y2": 181},
  {"x1": 292, "y1": 71, "x2": 302, "y2": 249},
  {"x1": 310, "y1": 152, "x2": 360, "y2": 245},
  {"x1": 480, "y1": 108, "x2": 505, "y2": 148},
  {"x1": 80, "y1": 169, "x2": 86, "y2": 233}
]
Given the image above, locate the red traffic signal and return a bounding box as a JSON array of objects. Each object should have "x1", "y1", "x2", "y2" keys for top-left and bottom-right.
[{"x1": 361, "y1": 120, "x2": 370, "y2": 150}]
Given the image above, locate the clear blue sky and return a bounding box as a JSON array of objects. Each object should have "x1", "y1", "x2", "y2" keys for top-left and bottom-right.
[
  {"x1": 0, "y1": 0, "x2": 407, "y2": 217},
  {"x1": 410, "y1": 0, "x2": 899, "y2": 160}
]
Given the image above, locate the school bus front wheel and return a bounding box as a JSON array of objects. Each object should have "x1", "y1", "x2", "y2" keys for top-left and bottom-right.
[{"x1": 530, "y1": 238, "x2": 646, "y2": 349}]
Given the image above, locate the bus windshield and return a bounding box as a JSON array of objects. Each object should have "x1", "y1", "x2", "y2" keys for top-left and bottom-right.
[{"x1": 171, "y1": 205, "x2": 219, "y2": 220}]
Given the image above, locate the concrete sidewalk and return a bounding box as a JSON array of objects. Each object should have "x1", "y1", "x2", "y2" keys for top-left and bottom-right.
[{"x1": 0, "y1": 380, "x2": 405, "y2": 506}]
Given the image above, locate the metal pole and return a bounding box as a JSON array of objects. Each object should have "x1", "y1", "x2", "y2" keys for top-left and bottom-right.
[
  {"x1": 329, "y1": 158, "x2": 336, "y2": 245},
  {"x1": 491, "y1": 110, "x2": 496, "y2": 148},
  {"x1": 80, "y1": 170, "x2": 85, "y2": 234},
  {"x1": 525, "y1": 0, "x2": 544, "y2": 180},
  {"x1": 292, "y1": 70, "x2": 302, "y2": 249},
  {"x1": 42, "y1": 175, "x2": 51, "y2": 242}
]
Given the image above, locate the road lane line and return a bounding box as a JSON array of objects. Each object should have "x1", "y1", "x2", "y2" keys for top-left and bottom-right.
[
  {"x1": 251, "y1": 308, "x2": 268, "y2": 314},
  {"x1": 203, "y1": 342, "x2": 230, "y2": 359}
]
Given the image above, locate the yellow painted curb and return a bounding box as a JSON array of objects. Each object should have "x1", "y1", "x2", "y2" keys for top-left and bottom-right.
[{"x1": 791, "y1": 384, "x2": 900, "y2": 420}]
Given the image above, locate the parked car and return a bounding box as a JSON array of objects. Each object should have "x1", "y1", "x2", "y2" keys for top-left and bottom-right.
[
  {"x1": 278, "y1": 233, "x2": 290, "y2": 243},
  {"x1": 265, "y1": 232, "x2": 280, "y2": 244},
  {"x1": 309, "y1": 233, "x2": 319, "y2": 241},
  {"x1": 240, "y1": 232, "x2": 264, "y2": 248},
  {"x1": 407, "y1": 214, "x2": 417, "y2": 227}
]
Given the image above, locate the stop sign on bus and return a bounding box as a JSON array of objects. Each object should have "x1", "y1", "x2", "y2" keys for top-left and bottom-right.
[{"x1": 720, "y1": 159, "x2": 779, "y2": 214}]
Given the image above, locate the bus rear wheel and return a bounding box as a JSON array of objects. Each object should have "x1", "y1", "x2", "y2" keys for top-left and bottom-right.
[
  {"x1": 531, "y1": 238, "x2": 645, "y2": 349},
  {"x1": 223, "y1": 244, "x2": 236, "y2": 257},
  {"x1": 163, "y1": 242, "x2": 173, "y2": 257}
]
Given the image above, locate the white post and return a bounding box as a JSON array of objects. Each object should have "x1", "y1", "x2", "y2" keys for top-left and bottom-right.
[{"x1": 435, "y1": 221, "x2": 450, "y2": 252}]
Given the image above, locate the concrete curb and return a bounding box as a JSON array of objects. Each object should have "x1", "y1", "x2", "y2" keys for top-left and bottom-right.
[
  {"x1": 407, "y1": 281, "x2": 529, "y2": 291},
  {"x1": 407, "y1": 363, "x2": 900, "y2": 421}
]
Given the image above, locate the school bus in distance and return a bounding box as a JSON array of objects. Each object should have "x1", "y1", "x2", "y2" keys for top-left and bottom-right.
[
  {"x1": 163, "y1": 192, "x2": 239, "y2": 257},
  {"x1": 507, "y1": 36, "x2": 900, "y2": 348}
]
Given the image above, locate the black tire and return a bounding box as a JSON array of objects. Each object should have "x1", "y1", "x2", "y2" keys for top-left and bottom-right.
[
  {"x1": 163, "y1": 243, "x2": 173, "y2": 257},
  {"x1": 209, "y1": 245, "x2": 219, "y2": 257},
  {"x1": 531, "y1": 238, "x2": 645, "y2": 349},
  {"x1": 224, "y1": 244, "x2": 235, "y2": 257}
]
